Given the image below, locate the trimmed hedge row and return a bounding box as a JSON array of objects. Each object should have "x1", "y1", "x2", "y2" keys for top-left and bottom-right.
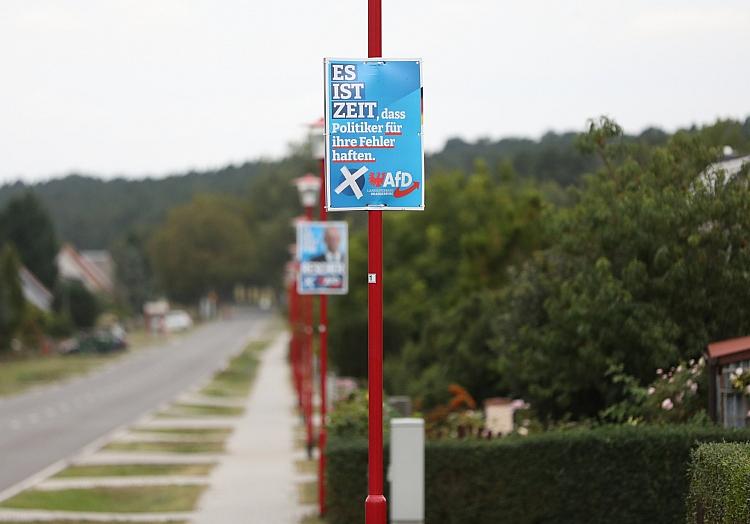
[
  {"x1": 327, "y1": 425, "x2": 750, "y2": 524},
  {"x1": 687, "y1": 443, "x2": 750, "y2": 523}
]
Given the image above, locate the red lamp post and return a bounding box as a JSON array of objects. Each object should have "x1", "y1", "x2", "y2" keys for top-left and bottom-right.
[
  {"x1": 366, "y1": 1, "x2": 387, "y2": 523},
  {"x1": 309, "y1": 118, "x2": 329, "y2": 516},
  {"x1": 294, "y1": 174, "x2": 322, "y2": 460},
  {"x1": 285, "y1": 260, "x2": 301, "y2": 409}
]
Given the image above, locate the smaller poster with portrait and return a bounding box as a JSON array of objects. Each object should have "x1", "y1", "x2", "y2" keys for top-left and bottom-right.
[{"x1": 296, "y1": 221, "x2": 348, "y2": 295}]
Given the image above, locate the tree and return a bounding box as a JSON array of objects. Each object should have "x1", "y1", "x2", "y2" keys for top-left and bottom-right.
[
  {"x1": 111, "y1": 230, "x2": 154, "y2": 314},
  {"x1": 53, "y1": 279, "x2": 99, "y2": 329},
  {"x1": 494, "y1": 118, "x2": 750, "y2": 420},
  {"x1": 0, "y1": 245, "x2": 26, "y2": 350},
  {"x1": 148, "y1": 195, "x2": 256, "y2": 302},
  {"x1": 329, "y1": 165, "x2": 547, "y2": 397},
  {"x1": 0, "y1": 192, "x2": 59, "y2": 288}
]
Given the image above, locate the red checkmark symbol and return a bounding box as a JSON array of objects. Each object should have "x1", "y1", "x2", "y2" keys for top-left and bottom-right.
[{"x1": 393, "y1": 181, "x2": 420, "y2": 198}]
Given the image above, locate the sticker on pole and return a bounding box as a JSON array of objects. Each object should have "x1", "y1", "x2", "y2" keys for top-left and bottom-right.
[
  {"x1": 324, "y1": 58, "x2": 424, "y2": 211},
  {"x1": 296, "y1": 221, "x2": 349, "y2": 295}
]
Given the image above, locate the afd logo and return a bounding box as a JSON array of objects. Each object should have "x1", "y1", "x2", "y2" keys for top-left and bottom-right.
[{"x1": 369, "y1": 171, "x2": 420, "y2": 198}]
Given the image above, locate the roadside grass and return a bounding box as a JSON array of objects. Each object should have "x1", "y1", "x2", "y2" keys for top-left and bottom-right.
[
  {"x1": 0, "y1": 326, "x2": 173, "y2": 398},
  {"x1": 297, "y1": 480, "x2": 317, "y2": 505},
  {"x1": 0, "y1": 485, "x2": 206, "y2": 513},
  {"x1": 103, "y1": 441, "x2": 224, "y2": 454},
  {"x1": 131, "y1": 427, "x2": 233, "y2": 437},
  {"x1": 301, "y1": 516, "x2": 326, "y2": 524},
  {"x1": 130, "y1": 428, "x2": 232, "y2": 442},
  {"x1": 54, "y1": 464, "x2": 214, "y2": 478},
  {"x1": 0, "y1": 521, "x2": 187, "y2": 524},
  {"x1": 156, "y1": 404, "x2": 244, "y2": 418},
  {"x1": 295, "y1": 458, "x2": 317, "y2": 475},
  {"x1": 0, "y1": 353, "x2": 112, "y2": 397},
  {"x1": 198, "y1": 340, "x2": 266, "y2": 398}
]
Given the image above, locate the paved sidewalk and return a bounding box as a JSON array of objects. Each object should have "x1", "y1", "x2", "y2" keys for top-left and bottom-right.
[{"x1": 194, "y1": 333, "x2": 304, "y2": 524}]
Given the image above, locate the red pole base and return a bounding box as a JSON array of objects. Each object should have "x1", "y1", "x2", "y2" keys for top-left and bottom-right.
[
  {"x1": 365, "y1": 495, "x2": 387, "y2": 524},
  {"x1": 318, "y1": 428, "x2": 327, "y2": 516}
]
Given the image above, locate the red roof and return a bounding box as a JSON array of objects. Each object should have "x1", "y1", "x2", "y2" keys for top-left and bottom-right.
[{"x1": 707, "y1": 336, "x2": 750, "y2": 363}]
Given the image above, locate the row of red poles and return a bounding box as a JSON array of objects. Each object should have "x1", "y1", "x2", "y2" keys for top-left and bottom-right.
[
  {"x1": 289, "y1": 2, "x2": 386, "y2": 520},
  {"x1": 287, "y1": 119, "x2": 329, "y2": 517}
]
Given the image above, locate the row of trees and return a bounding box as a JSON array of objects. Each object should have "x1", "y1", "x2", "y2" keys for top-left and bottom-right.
[
  {"x1": 329, "y1": 116, "x2": 750, "y2": 422},
  {"x1": 0, "y1": 194, "x2": 100, "y2": 352}
]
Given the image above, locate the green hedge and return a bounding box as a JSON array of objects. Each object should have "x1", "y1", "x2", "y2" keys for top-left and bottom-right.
[
  {"x1": 327, "y1": 425, "x2": 750, "y2": 524},
  {"x1": 687, "y1": 443, "x2": 750, "y2": 523}
]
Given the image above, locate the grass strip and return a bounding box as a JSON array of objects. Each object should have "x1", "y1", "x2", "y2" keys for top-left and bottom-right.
[
  {"x1": 0, "y1": 521, "x2": 187, "y2": 524},
  {"x1": 131, "y1": 427, "x2": 232, "y2": 438},
  {"x1": 295, "y1": 459, "x2": 317, "y2": 475},
  {"x1": 198, "y1": 340, "x2": 266, "y2": 398},
  {"x1": 0, "y1": 354, "x2": 112, "y2": 397},
  {"x1": 0, "y1": 520, "x2": 188, "y2": 524},
  {"x1": 0, "y1": 485, "x2": 206, "y2": 513},
  {"x1": 301, "y1": 516, "x2": 326, "y2": 524},
  {"x1": 103, "y1": 441, "x2": 224, "y2": 454},
  {"x1": 157, "y1": 404, "x2": 244, "y2": 418},
  {"x1": 297, "y1": 480, "x2": 317, "y2": 506},
  {"x1": 54, "y1": 464, "x2": 215, "y2": 478}
]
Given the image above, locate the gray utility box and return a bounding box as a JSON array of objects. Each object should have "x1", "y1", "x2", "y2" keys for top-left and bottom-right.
[{"x1": 388, "y1": 418, "x2": 424, "y2": 524}]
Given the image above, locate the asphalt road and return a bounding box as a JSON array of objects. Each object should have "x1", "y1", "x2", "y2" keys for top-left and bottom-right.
[{"x1": 0, "y1": 308, "x2": 270, "y2": 494}]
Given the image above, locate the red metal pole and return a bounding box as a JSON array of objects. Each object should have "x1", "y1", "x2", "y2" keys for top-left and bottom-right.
[
  {"x1": 289, "y1": 276, "x2": 301, "y2": 409},
  {"x1": 366, "y1": 1, "x2": 386, "y2": 522},
  {"x1": 304, "y1": 205, "x2": 315, "y2": 459},
  {"x1": 318, "y1": 156, "x2": 329, "y2": 516}
]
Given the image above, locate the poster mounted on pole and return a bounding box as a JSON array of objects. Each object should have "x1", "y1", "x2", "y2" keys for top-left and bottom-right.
[
  {"x1": 296, "y1": 221, "x2": 349, "y2": 295},
  {"x1": 324, "y1": 58, "x2": 424, "y2": 211}
]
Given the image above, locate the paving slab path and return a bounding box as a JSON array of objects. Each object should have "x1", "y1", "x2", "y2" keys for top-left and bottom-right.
[{"x1": 193, "y1": 333, "x2": 305, "y2": 524}]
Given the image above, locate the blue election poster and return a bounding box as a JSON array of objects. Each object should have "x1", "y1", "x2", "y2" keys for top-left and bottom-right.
[
  {"x1": 324, "y1": 58, "x2": 424, "y2": 211},
  {"x1": 296, "y1": 221, "x2": 348, "y2": 295}
]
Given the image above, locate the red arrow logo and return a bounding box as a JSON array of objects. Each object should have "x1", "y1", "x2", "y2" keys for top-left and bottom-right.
[{"x1": 393, "y1": 181, "x2": 420, "y2": 198}]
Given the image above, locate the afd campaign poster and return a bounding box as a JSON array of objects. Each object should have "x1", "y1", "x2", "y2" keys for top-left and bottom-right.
[
  {"x1": 296, "y1": 221, "x2": 348, "y2": 295},
  {"x1": 324, "y1": 58, "x2": 423, "y2": 211}
]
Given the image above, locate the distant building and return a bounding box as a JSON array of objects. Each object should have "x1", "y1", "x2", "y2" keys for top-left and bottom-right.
[
  {"x1": 57, "y1": 243, "x2": 114, "y2": 294},
  {"x1": 80, "y1": 250, "x2": 115, "y2": 286},
  {"x1": 19, "y1": 266, "x2": 53, "y2": 312}
]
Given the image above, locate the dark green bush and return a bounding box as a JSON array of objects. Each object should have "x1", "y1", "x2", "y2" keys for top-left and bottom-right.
[
  {"x1": 326, "y1": 425, "x2": 750, "y2": 524},
  {"x1": 686, "y1": 443, "x2": 750, "y2": 523}
]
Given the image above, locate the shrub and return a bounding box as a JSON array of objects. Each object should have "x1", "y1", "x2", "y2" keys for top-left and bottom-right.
[
  {"x1": 686, "y1": 443, "x2": 750, "y2": 523},
  {"x1": 326, "y1": 425, "x2": 750, "y2": 524}
]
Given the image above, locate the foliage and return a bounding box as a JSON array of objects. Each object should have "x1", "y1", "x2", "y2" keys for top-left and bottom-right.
[
  {"x1": 493, "y1": 117, "x2": 750, "y2": 420},
  {"x1": 148, "y1": 194, "x2": 257, "y2": 302},
  {"x1": 110, "y1": 230, "x2": 154, "y2": 314},
  {"x1": 53, "y1": 280, "x2": 99, "y2": 329},
  {"x1": 326, "y1": 425, "x2": 750, "y2": 524},
  {"x1": 327, "y1": 389, "x2": 395, "y2": 439},
  {"x1": 601, "y1": 359, "x2": 708, "y2": 424},
  {"x1": 330, "y1": 166, "x2": 546, "y2": 397},
  {"x1": 0, "y1": 245, "x2": 26, "y2": 350},
  {"x1": 686, "y1": 443, "x2": 750, "y2": 523},
  {"x1": 0, "y1": 191, "x2": 59, "y2": 288}
]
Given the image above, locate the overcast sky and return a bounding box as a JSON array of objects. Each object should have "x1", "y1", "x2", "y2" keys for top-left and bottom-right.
[{"x1": 1, "y1": 0, "x2": 748, "y2": 183}]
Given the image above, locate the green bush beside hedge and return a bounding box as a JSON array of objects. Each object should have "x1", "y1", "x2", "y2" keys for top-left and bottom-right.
[
  {"x1": 687, "y1": 442, "x2": 750, "y2": 523},
  {"x1": 327, "y1": 425, "x2": 750, "y2": 524}
]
